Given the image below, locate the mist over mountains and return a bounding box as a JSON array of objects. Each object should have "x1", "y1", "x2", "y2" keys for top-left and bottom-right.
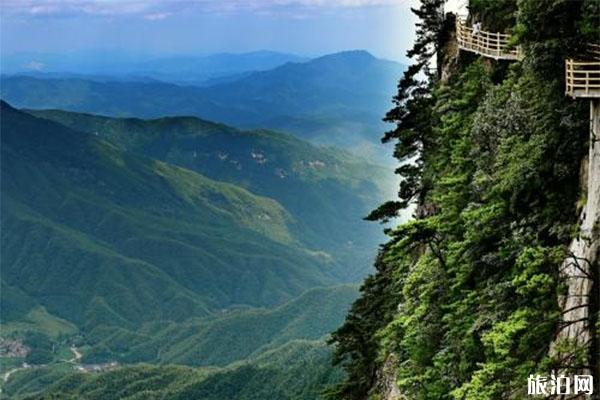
[
  {"x1": 0, "y1": 48, "x2": 402, "y2": 400},
  {"x1": 1, "y1": 50, "x2": 404, "y2": 159},
  {"x1": 1, "y1": 50, "x2": 307, "y2": 85},
  {"x1": 0, "y1": 97, "x2": 388, "y2": 398}
]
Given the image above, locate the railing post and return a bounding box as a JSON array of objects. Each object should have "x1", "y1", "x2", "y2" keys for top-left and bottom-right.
[
  {"x1": 565, "y1": 59, "x2": 571, "y2": 94},
  {"x1": 485, "y1": 35, "x2": 489, "y2": 55},
  {"x1": 586, "y1": 71, "x2": 589, "y2": 94},
  {"x1": 497, "y1": 34, "x2": 500, "y2": 58}
]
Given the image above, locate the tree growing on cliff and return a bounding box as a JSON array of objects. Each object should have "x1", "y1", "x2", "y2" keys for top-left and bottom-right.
[{"x1": 328, "y1": 0, "x2": 595, "y2": 398}]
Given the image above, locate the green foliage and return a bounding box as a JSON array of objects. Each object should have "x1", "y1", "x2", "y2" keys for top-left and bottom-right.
[
  {"x1": 24, "y1": 351, "x2": 53, "y2": 366},
  {"x1": 0, "y1": 102, "x2": 359, "y2": 358},
  {"x1": 22, "y1": 332, "x2": 55, "y2": 365},
  {"x1": 4, "y1": 286, "x2": 356, "y2": 399},
  {"x1": 82, "y1": 286, "x2": 358, "y2": 366},
  {"x1": 10, "y1": 341, "x2": 342, "y2": 400},
  {"x1": 469, "y1": 0, "x2": 517, "y2": 31},
  {"x1": 27, "y1": 106, "x2": 390, "y2": 280},
  {"x1": 325, "y1": 250, "x2": 401, "y2": 399},
  {"x1": 330, "y1": 1, "x2": 590, "y2": 399},
  {"x1": 3, "y1": 363, "x2": 76, "y2": 399}
]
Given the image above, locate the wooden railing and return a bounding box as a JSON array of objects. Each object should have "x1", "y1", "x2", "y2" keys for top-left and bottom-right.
[
  {"x1": 456, "y1": 18, "x2": 521, "y2": 60},
  {"x1": 587, "y1": 43, "x2": 600, "y2": 60},
  {"x1": 565, "y1": 58, "x2": 600, "y2": 98}
]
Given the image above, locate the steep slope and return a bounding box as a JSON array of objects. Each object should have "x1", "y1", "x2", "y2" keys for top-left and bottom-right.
[
  {"x1": 329, "y1": 2, "x2": 599, "y2": 400},
  {"x1": 550, "y1": 89, "x2": 600, "y2": 380},
  {"x1": 27, "y1": 108, "x2": 391, "y2": 279},
  {"x1": 0, "y1": 51, "x2": 403, "y2": 153},
  {"x1": 0, "y1": 101, "x2": 337, "y2": 336}
]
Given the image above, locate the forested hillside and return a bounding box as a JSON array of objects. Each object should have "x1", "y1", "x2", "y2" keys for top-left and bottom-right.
[
  {"x1": 0, "y1": 100, "x2": 380, "y2": 398},
  {"x1": 16, "y1": 340, "x2": 341, "y2": 400},
  {"x1": 1, "y1": 100, "x2": 332, "y2": 318},
  {"x1": 3, "y1": 287, "x2": 357, "y2": 400},
  {"x1": 329, "y1": 1, "x2": 599, "y2": 399},
  {"x1": 26, "y1": 108, "x2": 390, "y2": 279}
]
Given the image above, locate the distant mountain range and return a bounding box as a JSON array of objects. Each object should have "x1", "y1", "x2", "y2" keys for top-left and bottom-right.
[
  {"x1": 0, "y1": 49, "x2": 402, "y2": 399},
  {"x1": 1, "y1": 51, "x2": 404, "y2": 157},
  {"x1": 1, "y1": 50, "x2": 307, "y2": 85}
]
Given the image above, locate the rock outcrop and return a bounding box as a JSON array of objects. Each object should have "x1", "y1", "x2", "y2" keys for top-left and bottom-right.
[{"x1": 551, "y1": 100, "x2": 600, "y2": 395}]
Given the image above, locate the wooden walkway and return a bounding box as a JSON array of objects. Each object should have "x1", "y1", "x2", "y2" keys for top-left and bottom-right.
[
  {"x1": 565, "y1": 44, "x2": 600, "y2": 99},
  {"x1": 456, "y1": 18, "x2": 521, "y2": 61}
]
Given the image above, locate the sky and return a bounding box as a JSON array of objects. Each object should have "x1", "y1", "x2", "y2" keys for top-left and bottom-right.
[{"x1": 1, "y1": 0, "x2": 419, "y2": 63}]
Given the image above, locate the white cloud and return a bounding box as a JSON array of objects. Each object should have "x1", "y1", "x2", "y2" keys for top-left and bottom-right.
[
  {"x1": 24, "y1": 61, "x2": 46, "y2": 71},
  {"x1": 2, "y1": 0, "x2": 411, "y2": 19},
  {"x1": 29, "y1": 4, "x2": 61, "y2": 15},
  {"x1": 143, "y1": 12, "x2": 171, "y2": 20},
  {"x1": 273, "y1": 0, "x2": 405, "y2": 6},
  {"x1": 2, "y1": 1, "x2": 158, "y2": 17}
]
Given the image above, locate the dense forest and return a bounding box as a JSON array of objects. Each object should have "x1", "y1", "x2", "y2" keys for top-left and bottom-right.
[
  {"x1": 328, "y1": 0, "x2": 599, "y2": 399},
  {"x1": 0, "y1": 101, "x2": 368, "y2": 399},
  {"x1": 2, "y1": 1, "x2": 599, "y2": 399},
  {"x1": 0, "y1": 45, "x2": 399, "y2": 400}
]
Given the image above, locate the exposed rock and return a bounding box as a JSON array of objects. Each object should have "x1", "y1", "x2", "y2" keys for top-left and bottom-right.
[
  {"x1": 439, "y1": 13, "x2": 460, "y2": 85},
  {"x1": 0, "y1": 338, "x2": 30, "y2": 358},
  {"x1": 369, "y1": 354, "x2": 404, "y2": 400},
  {"x1": 251, "y1": 150, "x2": 267, "y2": 164},
  {"x1": 550, "y1": 100, "x2": 600, "y2": 395},
  {"x1": 75, "y1": 361, "x2": 119, "y2": 373}
]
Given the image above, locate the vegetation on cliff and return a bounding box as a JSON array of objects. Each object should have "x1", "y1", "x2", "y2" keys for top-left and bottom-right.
[{"x1": 329, "y1": 1, "x2": 599, "y2": 398}]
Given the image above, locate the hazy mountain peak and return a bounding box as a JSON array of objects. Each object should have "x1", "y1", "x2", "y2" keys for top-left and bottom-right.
[
  {"x1": 1, "y1": 99, "x2": 15, "y2": 111},
  {"x1": 313, "y1": 50, "x2": 377, "y2": 62}
]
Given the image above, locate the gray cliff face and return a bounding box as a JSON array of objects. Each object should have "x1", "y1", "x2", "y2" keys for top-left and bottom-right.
[
  {"x1": 369, "y1": 354, "x2": 404, "y2": 400},
  {"x1": 551, "y1": 100, "x2": 600, "y2": 392}
]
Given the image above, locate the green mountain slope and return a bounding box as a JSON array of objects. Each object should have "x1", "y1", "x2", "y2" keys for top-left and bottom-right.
[
  {"x1": 4, "y1": 286, "x2": 356, "y2": 400},
  {"x1": 12, "y1": 340, "x2": 340, "y2": 400},
  {"x1": 82, "y1": 285, "x2": 358, "y2": 366},
  {"x1": 27, "y1": 107, "x2": 391, "y2": 279},
  {"x1": 0, "y1": 101, "x2": 337, "y2": 336}
]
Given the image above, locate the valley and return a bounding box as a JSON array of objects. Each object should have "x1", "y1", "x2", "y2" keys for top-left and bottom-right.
[
  {"x1": 2, "y1": 1, "x2": 597, "y2": 399},
  {"x1": 0, "y1": 93, "x2": 390, "y2": 398},
  {"x1": 0, "y1": 24, "x2": 407, "y2": 398}
]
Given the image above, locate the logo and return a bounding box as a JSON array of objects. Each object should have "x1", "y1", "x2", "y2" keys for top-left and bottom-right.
[{"x1": 527, "y1": 372, "x2": 593, "y2": 396}]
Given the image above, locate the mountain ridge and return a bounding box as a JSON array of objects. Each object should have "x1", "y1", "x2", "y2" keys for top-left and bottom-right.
[
  {"x1": 26, "y1": 105, "x2": 391, "y2": 280},
  {"x1": 0, "y1": 100, "x2": 341, "y2": 336},
  {"x1": 0, "y1": 51, "x2": 404, "y2": 154},
  {"x1": 1, "y1": 50, "x2": 307, "y2": 85}
]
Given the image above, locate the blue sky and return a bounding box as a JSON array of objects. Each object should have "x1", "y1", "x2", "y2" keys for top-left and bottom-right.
[{"x1": 1, "y1": 0, "x2": 418, "y2": 62}]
